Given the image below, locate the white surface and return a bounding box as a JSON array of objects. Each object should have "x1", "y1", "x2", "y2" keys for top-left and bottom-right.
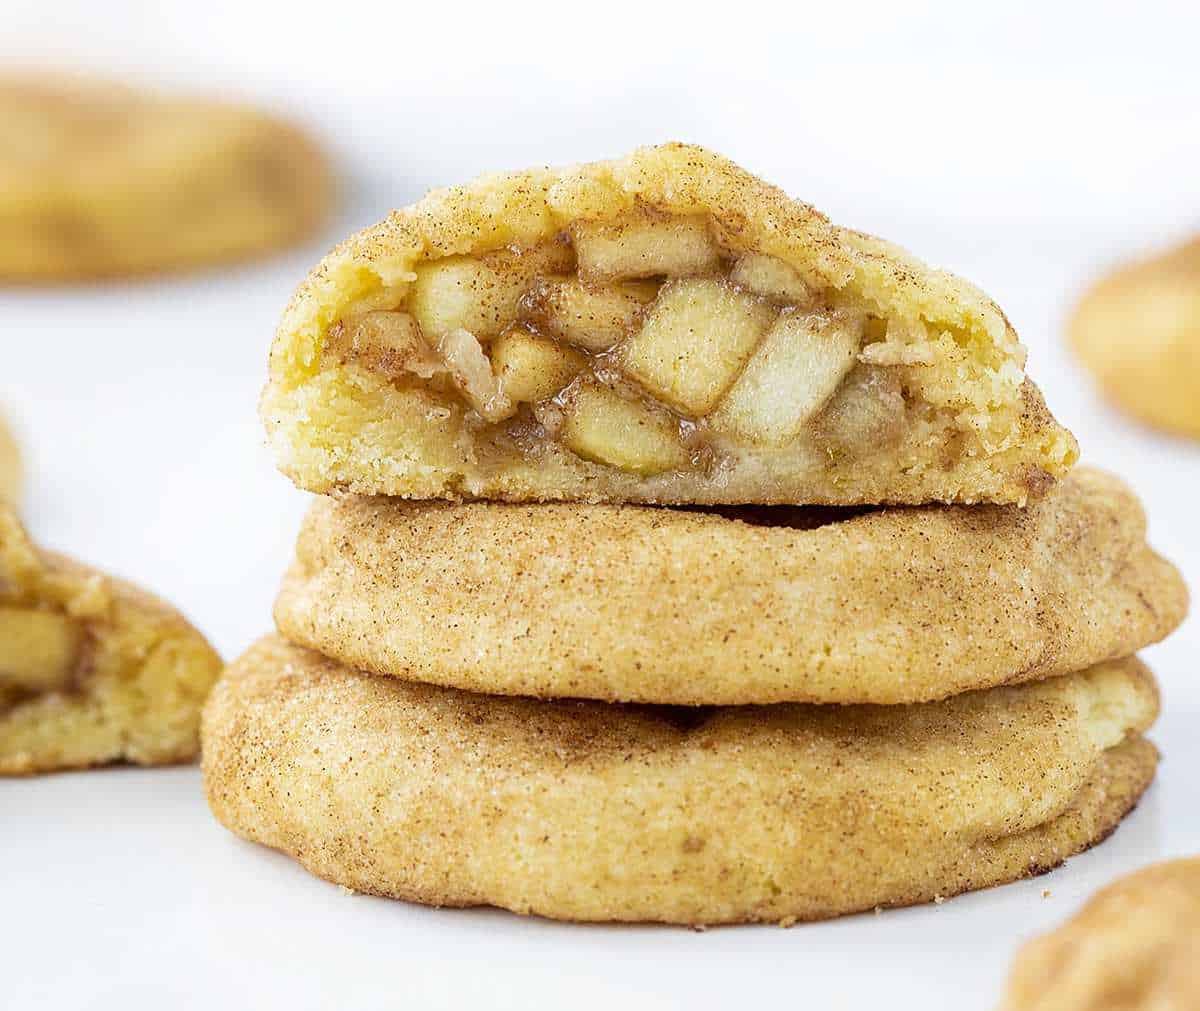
[{"x1": 2, "y1": 3, "x2": 1198, "y2": 1008}]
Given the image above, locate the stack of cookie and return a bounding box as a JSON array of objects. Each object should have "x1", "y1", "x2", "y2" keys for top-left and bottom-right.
[{"x1": 203, "y1": 146, "x2": 1187, "y2": 925}]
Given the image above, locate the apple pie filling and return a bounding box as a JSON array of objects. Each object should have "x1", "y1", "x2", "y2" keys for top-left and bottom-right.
[
  {"x1": 318, "y1": 207, "x2": 930, "y2": 479},
  {"x1": 0, "y1": 604, "x2": 87, "y2": 708}
]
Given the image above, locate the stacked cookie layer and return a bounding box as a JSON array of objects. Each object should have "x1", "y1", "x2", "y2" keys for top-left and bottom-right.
[{"x1": 204, "y1": 146, "x2": 1188, "y2": 925}]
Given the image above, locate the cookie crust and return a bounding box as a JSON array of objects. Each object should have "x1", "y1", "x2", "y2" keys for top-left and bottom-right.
[
  {"x1": 275, "y1": 468, "x2": 1186, "y2": 705},
  {"x1": 203, "y1": 636, "x2": 1159, "y2": 926}
]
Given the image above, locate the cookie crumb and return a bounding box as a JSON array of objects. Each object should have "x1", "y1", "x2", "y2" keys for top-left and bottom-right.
[{"x1": 778, "y1": 916, "x2": 797, "y2": 928}]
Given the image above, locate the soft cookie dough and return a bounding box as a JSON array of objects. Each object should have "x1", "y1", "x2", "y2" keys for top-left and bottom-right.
[
  {"x1": 262, "y1": 143, "x2": 1075, "y2": 507},
  {"x1": 1, "y1": 507, "x2": 223, "y2": 774},
  {"x1": 275, "y1": 468, "x2": 1186, "y2": 705},
  {"x1": 0, "y1": 75, "x2": 334, "y2": 281},
  {"x1": 1070, "y1": 235, "x2": 1200, "y2": 440},
  {"x1": 204, "y1": 636, "x2": 1158, "y2": 926},
  {"x1": 1002, "y1": 856, "x2": 1200, "y2": 1010}
]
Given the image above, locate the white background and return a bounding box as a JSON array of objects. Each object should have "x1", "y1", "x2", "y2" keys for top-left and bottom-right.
[{"x1": 2, "y1": 2, "x2": 1197, "y2": 1008}]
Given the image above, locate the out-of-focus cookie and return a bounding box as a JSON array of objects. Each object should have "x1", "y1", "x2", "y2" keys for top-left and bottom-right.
[
  {"x1": 275, "y1": 467, "x2": 1186, "y2": 705},
  {"x1": 0, "y1": 75, "x2": 334, "y2": 281},
  {"x1": 262, "y1": 143, "x2": 1076, "y2": 507},
  {"x1": 1001, "y1": 856, "x2": 1200, "y2": 1011},
  {"x1": 1070, "y1": 236, "x2": 1200, "y2": 439},
  {"x1": 203, "y1": 636, "x2": 1159, "y2": 926},
  {"x1": 1, "y1": 506, "x2": 223, "y2": 774},
  {"x1": 0, "y1": 411, "x2": 18, "y2": 505}
]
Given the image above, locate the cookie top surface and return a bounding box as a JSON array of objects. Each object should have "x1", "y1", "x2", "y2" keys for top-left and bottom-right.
[
  {"x1": 0, "y1": 506, "x2": 223, "y2": 774},
  {"x1": 1002, "y1": 856, "x2": 1200, "y2": 1011},
  {"x1": 1070, "y1": 235, "x2": 1200, "y2": 439},
  {"x1": 275, "y1": 467, "x2": 1186, "y2": 705},
  {"x1": 0, "y1": 75, "x2": 334, "y2": 280},
  {"x1": 262, "y1": 143, "x2": 1075, "y2": 507},
  {"x1": 203, "y1": 635, "x2": 1159, "y2": 925}
]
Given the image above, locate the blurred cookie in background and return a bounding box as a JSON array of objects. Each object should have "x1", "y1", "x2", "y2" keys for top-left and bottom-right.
[
  {"x1": 1070, "y1": 235, "x2": 1200, "y2": 440},
  {"x1": 0, "y1": 410, "x2": 19, "y2": 505},
  {"x1": 1001, "y1": 856, "x2": 1200, "y2": 1011},
  {"x1": 0, "y1": 74, "x2": 335, "y2": 282}
]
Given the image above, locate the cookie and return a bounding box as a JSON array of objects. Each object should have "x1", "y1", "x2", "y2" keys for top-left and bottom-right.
[
  {"x1": 275, "y1": 468, "x2": 1185, "y2": 705},
  {"x1": 1002, "y1": 857, "x2": 1200, "y2": 1010},
  {"x1": 262, "y1": 143, "x2": 1075, "y2": 507},
  {"x1": 203, "y1": 636, "x2": 1158, "y2": 926},
  {"x1": 1070, "y1": 236, "x2": 1200, "y2": 439},
  {"x1": 1, "y1": 507, "x2": 223, "y2": 774},
  {"x1": 0, "y1": 75, "x2": 334, "y2": 281},
  {"x1": 0, "y1": 410, "x2": 18, "y2": 505}
]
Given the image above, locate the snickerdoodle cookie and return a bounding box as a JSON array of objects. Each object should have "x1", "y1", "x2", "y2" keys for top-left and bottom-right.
[
  {"x1": 262, "y1": 143, "x2": 1074, "y2": 507},
  {"x1": 1002, "y1": 856, "x2": 1200, "y2": 1010},
  {"x1": 1, "y1": 506, "x2": 222, "y2": 774},
  {"x1": 1070, "y1": 235, "x2": 1200, "y2": 439},
  {"x1": 275, "y1": 468, "x2": 1185, "y2": 705},
  {"x1": 203, "y1": 635, "x2": 1158, "y2": 926},
  {"x1": 0, "y1": 75, "x2": 333, "y2": 281}
]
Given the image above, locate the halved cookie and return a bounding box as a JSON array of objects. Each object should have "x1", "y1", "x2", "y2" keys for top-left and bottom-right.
[
  {"x1": 1070, "y1": 235, "x2": 1200, "y2": 439},
  {"x1": 1, "y1": 507, "x2": 223, "y2": 774},
  {"x1": 0, "y1": 75, "x2": 334, "y2": 281},
  {"x1": 204, "y1": 636, "x2": 1159, "y2": 926},
  {"x1": 1002, "y1": 856, "x2": 1200, "y2": 1010},
  {"x1": 275, "y1": 468, "x2": 1186, "y2": 705},
  {"x1": 262, "y1": 143, "x2": 1076, "y2": 506}
]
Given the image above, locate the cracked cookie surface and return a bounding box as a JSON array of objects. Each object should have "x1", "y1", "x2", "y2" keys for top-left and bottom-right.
[
  {"x1": 275, "y1": 468, "x2": 1186, "y2": 705},
  {"x1": 204, "y1": 636, "x2": 1159, "y2": 926}
]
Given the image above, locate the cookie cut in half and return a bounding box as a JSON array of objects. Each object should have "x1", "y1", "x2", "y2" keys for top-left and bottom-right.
[
  {"x1": 275, "y1": 468, "x2": 1186, "y2": 705},
  {"x1": 1002, "y1": 856, "x2": 1200, "y2": 1011},
  {"x1": 262, "y1": 143, "x2": 1076, "y2": 506},
  {"x1": 0, "y1": 507, "x2": 223, "y2": 774},
  {"x1": 0, "y1": 75, "x2": 334, "y2": 281},
  {"x1": 1070, "y1": 235, "x2": 1200, "y2": 440},
  {"x1": 204, "y1": 637, "x2": 1158, "y2": 926}
]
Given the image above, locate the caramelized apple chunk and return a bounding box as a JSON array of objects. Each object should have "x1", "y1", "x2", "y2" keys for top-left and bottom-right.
[
  {"x1": 559, "y1": 381, "x2": 691, "y2": 475},
  {"x1": 407, "y1": 240, "x2": 574, "y2": 341},
  {"x1": 811, "y1": 364, "x2": 906, "y2": 455},
  {"x1": 621, "y1": 278, "x2": 776, "y2": 414},
  {"x1": 520, "y1": 278, "x2": 658, "y2": 352},
  {"x1": 571, "y1": 208, "x2": 721, "y2": 282},
  {"x1": 493, "y1": 328, "x2": 586, "y2": 404},
  {"x1": 435, "y1": 328, "x2": 512, "y2": 423},
  {"x1": 730, "y1": 253, "x2": 819, "y2": 306},
  {"x1": 325, "y1": 310, "x2": 442, "y2": 379},
  {"x1": 0, "y1": 607, "x2": 82, "y2": 694},
  {"x1": 708, "y1": 308, "x2": 864, "y2": 445}
]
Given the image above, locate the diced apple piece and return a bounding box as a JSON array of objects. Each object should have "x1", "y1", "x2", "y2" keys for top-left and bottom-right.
[
  {"x1": 407, "y1": 240, "x2": 574, "y2": 340},
  {"x1": 560, "y1": 381, "x2": 691, "y2": 476},
  {"x1": 707, "y1": 309, "x2": 864, "y2": 446},
  {"x1": 520, "y1": 278, "x2": 658, "y2": 352},
  {"x1": 436, "y1": 328, "x2": 513, "y2": 423},
  {"x1": 325, "y1": 310, "x2": 441, "y2": 379},
  {"x1": 811, "y1": 364, "x2": 906, "y2": 455},
  {"x1": 730, "y1": 253, "x2": 818, "y2": 306},
  {"x1": 492, "y1": 328, "x2": 586, "y2": 404},
  {"x1": 0, "y1": 607, "x2": 82, "y2": 693},
  {"x1": 571, "y1": 209, "x2": 721, "y2": 282},
  {"x1": 621, "y1": 279, "x2": 775, "y2": 415}
]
